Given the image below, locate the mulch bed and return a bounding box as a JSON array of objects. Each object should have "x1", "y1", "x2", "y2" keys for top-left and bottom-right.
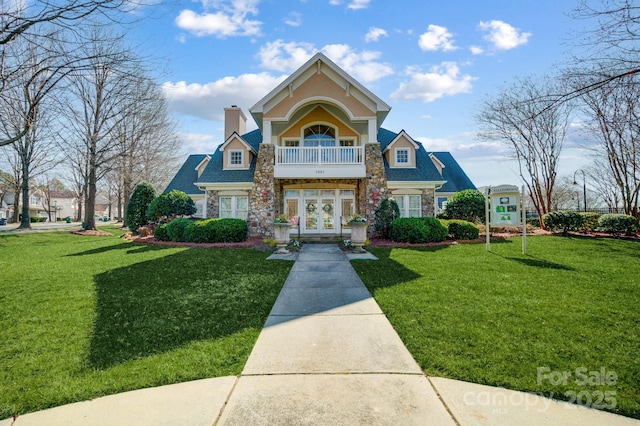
[{"x1": 122, "y1": 234, "x2": 268, "y2": 249}]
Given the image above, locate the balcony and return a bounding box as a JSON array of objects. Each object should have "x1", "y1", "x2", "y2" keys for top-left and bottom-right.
[{"x1": 274, "y1": 146, "x2": 366, "y2": 178}]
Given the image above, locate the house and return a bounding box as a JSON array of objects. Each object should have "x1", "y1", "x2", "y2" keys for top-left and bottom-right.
[{"x1": 165, "y1": 53, "x2": 475, "y2": 238}]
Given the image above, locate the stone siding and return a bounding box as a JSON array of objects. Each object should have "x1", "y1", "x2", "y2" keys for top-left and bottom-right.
[
  {"x1": 206, "y1": 190, "x2": 219, "y2": 218},
  {"x1": 364, "y1": 143, "x2": 389, "y2": 237},
  {"x1": 421, "y1": 188, "x2": 435, "y2": 217},
  {"x1": 247, "y1": 144, "x2": 275, "y2": 237}
]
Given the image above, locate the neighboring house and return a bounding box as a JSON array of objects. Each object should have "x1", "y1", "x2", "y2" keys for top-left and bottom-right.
[
  {"x1": 165, "y1": 53, "x2": 475, "y2": 238},
  {"x1": 50, "y1": 191, "x2": 79, "y2": 220}
]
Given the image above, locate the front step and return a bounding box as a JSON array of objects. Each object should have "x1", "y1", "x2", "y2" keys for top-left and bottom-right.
[{"x1": 292, "y1": 234, "x2": 347, "y2": 243}]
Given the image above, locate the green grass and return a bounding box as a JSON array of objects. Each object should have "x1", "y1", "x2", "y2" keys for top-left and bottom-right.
[
  {"x1": 352, "y1": 236, "x2": 640, "y2": 419},
  {"x1": 0, "y1": 227, "x2": 292, "y2": 419}
]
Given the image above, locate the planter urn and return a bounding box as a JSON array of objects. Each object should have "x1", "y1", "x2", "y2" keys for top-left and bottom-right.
[
  {"x1": 349, "y1": 222, "x2": 368, "y2": 253},
  {"x1": 273, "y1": 222, "x2": 292, "y2": 254}
]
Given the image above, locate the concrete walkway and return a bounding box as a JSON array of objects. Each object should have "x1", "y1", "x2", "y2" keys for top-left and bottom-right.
[{"x1": 4, "y1": 244, "x2": 639, "y2": 425}]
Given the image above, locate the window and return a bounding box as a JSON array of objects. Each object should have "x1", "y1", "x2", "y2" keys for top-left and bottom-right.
[
  {"x1": 437, "y1": 197, "x2": 449, "y2": 211},
  {"x1": 395, "y1": 195, "x2": 422, "y2": 218},
  {"x1": 396, "y1": 148, "x2": 409, "y2": 165},
  {"x1": 219, "y1": 196, "x2": 248, "y2": 220},
  {"x1": 229, "y1": 150, "x2": 243, "y2": 166},
  {"x1": 304, "y1": 124, "x2": 335, "y2": 147}
]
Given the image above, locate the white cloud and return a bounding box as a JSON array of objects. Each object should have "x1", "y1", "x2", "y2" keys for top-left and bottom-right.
[
  {"x1": 470, "y1": 45, "x2": 484, "y2": 55},
  {"x1": 478, "y1": 20, "x2": 531, "y2": 50},
  {"x1": 257, "y1": 40, "x2": 393, "y2": 83},
  {"x1": 418, "y1": 24, "x2": 457, "y2": 52},
  {"x1": 162, "y1": 73, "x2": 287, "y2": 121},
  {"x1": 257, "y1": 40, "x2": 316, "y2": 72},
  {"x1": 283, "y1": 11, "x2": 302, "y2": 27},
  {"x1": 347, "y1": 0, "x2": 370, "y2": 10},
  {"x1": 390, "y1": 62, "x2": 476, "y2": 103},
  {"x1": 365, "y1": 27, "x2": 388, "y2": 43},
  {"x1": 175, "y1": 0, "x2": 262, "y2": 38},
  {"x1": 329, "y1": 0, "x2": 370, "y2": 9},
  {"x1": 322, "y1": 44, "x2": 393, "y2": 82},
  {"x1": 178, "y1": 132, "x2": 218, "y2": 154}
]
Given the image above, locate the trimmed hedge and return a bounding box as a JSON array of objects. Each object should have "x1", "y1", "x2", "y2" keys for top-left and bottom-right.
[
  {"x1": 389, "y1": 217, "x2": 448, "y2": 243},
  {"x1": 166, "y1": 218, "x2": 193, "y2": 242},
  {"x1": 441, "y1": 219, "x2": 480, "y2": 240},
  {"x1": 597, "y1": 214, "x2": 639, "y2": 236},
  {"x1": 542, "y1": 211, "x2": 583, "y2": 233},
  {"x1": 578, "y1": 212, "x2": 600, "y2": 233},
  {"x1": 126, "y1": 182, "x2": 156, "y2": 233},
  {"x1": 156, "y1": 218, "x2": 247, "y2": 243}
]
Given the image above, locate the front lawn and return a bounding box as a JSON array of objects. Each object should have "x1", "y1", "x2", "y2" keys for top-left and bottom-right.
[
  {"x1": 0, "y1": 227, "x2": 292, "y2": 419},
  {"x1": 353, "y1": 236, "x2": 640, "y2": 419}
]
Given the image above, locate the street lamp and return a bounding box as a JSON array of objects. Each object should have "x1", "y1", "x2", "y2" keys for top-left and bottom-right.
[
  {"x1": 573, "y1": 169, "x2": 587, "y2": 212},
  {"x1": 53, "y1": 201, "x2": 58, "y2": 222}
]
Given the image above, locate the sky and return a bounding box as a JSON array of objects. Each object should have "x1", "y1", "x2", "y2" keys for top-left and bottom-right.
[{"x1": 129, "y1": 0, "x2": 591, "y2": 188}]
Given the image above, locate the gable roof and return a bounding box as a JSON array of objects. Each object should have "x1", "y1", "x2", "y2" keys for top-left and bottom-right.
[
  {"x1": 163, "y1": 154, "x2": 208, "y2": 195},
  {"x1": 250, "y1": 52, "x2": 391, "y2": 130},
  {"x1": 196, "y1": 129, "x2": 261, "y2": 184},
  {"x1": 220, "y1": 132, "x2": 257, "y2": 154},
  {"x1": 382, "y1": 130, "x2": 420, "y2": 153},
  {"x1": 378, "y1": 128, "x2": 444, "y2": 182},
  {"x1": 431, "y1": 152, "x2": 477, "y2": 193}
]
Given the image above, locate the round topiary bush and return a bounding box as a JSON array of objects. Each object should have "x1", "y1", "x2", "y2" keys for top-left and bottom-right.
[
  {"x1": 146, "y1": 190, "x2": 197, "y2": 223},
  {"x1": 441, "y1": 189, "x2": 486, "y2": 223},
  {"x1": 542, "y1": 210, "x2": 583, "y2": 233},
  {"x1": 154, "y1": 223, "x2": 170, "y2": 241},
  {"x1": 597, "y1": 214, "x2": 639, "y2": 236},
  {"x1": 389, "y1": 217, "x2": 448, "y2": 243},
  {"x1": 441, "y1": 219, "x2": 480, "y2": 240}
]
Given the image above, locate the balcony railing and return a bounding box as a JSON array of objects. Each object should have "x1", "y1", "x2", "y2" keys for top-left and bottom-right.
[{"x1": 275, "y1": 146, "x2": 364, "y2": 165}]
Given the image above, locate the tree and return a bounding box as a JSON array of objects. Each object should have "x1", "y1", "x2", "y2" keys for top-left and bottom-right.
[
  {"x1": 146, "y1": 190, "x2": 196, "y2": 223},
  {"x1": 577, "y1": 71, "x2": 640, "y2": 216},
  {"x1": 59, "y1": 28, "x2": 142, "y2": 230},
  {"x1": 477, "y1": 76, "x2": 573, "y2": 223},
  {"x1": 0, "y1": 33, "x2": 61, "y2": 228},
  {"x1": 586, "y1": 159, "x2": 622, "y2": 210},
  {"x1": 1, "y1": 0, "x2": 147, "y2": 147},
  {"x1": 441, "y1": 189, "x2": 486, "y2": 223},
  {"x1": 126, "y1": 182, "x2": 156, "y2": 233}
]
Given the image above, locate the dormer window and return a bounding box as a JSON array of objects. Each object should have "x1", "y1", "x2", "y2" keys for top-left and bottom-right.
[
  {"x1": 396, "y1": 148, "x2": 409, "y2": 165},
  {"x1": 229, "y1": 150, "x2": 244, "y2": 166}
]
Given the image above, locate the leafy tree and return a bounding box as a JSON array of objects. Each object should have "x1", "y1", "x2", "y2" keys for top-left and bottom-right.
[
  {"x1": 126, "y1": 182, "x2": 156, "y2": 233},
  {"x1": 146, "y1": 190, "x2": 196, "y2": 223},
  {"x1": 442, "y1": 189, "x2": 486, "y2": 223},
  {"x1": 374, "y1": 197, "x2": 400, "y2": 239}
]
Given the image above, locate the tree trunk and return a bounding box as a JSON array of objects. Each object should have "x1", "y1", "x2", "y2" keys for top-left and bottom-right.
[
  {"x1": 19, "y1": 161, "x2": 30, "y2": 229},
  {"x1": 85, "y1": 159, "x2": 97, "y2": 230}
]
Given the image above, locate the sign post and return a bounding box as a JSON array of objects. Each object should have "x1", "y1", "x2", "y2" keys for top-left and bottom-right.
[{"x1": 485, "y1": 184, "x2": 527, "y2": 254}]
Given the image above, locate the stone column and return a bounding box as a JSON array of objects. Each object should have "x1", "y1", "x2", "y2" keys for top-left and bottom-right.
[
  {"x1": 364, "y1": 143, "x2": 388, "y2": 237},
  {"x1": 421, "y1": 188, "x2": 435, "y2": 217},
  {"x1": 247, "y1": 144, "x2": 275, "y2": 237},
  {"x1": 206, "y1": 190, "x2": 219, "y2": 219}
]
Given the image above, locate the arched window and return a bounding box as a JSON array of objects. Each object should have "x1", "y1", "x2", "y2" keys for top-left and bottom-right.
[{"x1": 303, "y1": 124, "x2": 336, "y2": 147}]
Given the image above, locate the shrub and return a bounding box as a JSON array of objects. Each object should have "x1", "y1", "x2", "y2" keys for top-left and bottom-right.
[
  {"x1": 166, "y1": 218, "x2": 193, "y2": 242},
  {"x1": 597, "y1": 214, "x2": 639, "y2": 236},
  {"x1": 578, "y1": 212, "x2": 600, "y2": 233},
  {"x1": 374, "y1": 198, "x2": 400, "y2": 239},
  {"x1": 146, "y1": 190, "x2": 196, "y2": 223},
  {"x1": 183, "y1": 218, "x2": 248, "y2": 243},
  {"x1": 154, "y1": 224, "x2": 170, "y2": 241},
  {"x1": 442, "y1": 189, "x2": 485, "y2": 223},
  {"x1": 389, "y1": 217, "x2": 448, "y2": 243},
  {"x1": 126, "y1": 182, "x2": 156, "y2": 233},
  {"x1": 526, "y1": 217, "x2": 542, "y2": 228},
  {"x1": 542, "y1": 211, "x2": 583, "y2": 233},
  {"x1": 441, "y1": 219, "x2": 480, "y2": 240}
]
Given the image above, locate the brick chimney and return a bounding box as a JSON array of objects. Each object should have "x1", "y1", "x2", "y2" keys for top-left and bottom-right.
[{"x1": 224, "y1": 105, "x2": 247, "y2": 140}]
